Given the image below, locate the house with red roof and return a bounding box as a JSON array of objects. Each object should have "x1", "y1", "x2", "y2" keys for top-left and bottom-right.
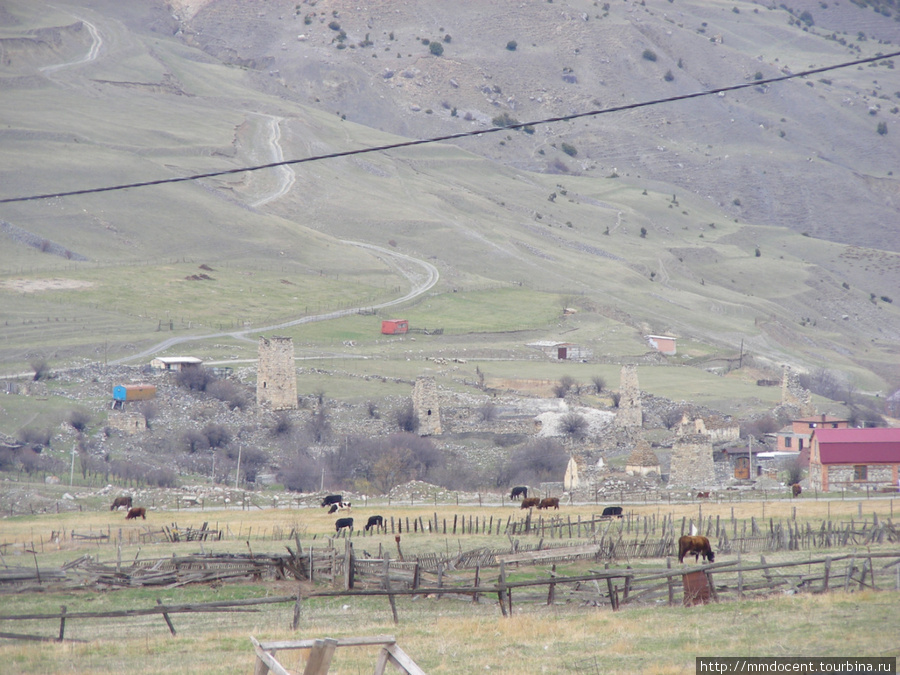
[
  {"x1": 808, "y1": 427, "x2": 900, "y2": 492},
  {"x1": 773, "y1": 414, "x2": 849, "y2": 466}
]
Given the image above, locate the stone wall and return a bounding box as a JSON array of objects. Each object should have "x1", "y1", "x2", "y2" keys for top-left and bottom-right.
[
  {"x1": 108, "y1": 410, "x2": 145, "y2": 435},
  {"x1": 256, "y1": 336, "x2": 297, "y2": 410},
  {"x1": 668, "y1": 434, "x2": 717, "y2": 488},
  {"x1": 413, "y1": 376, "x2": 442, "y2": 435},
  {"x1": 825, "y1": 464, "x2": 897, "y2": 491},
  {"x1": 781, "y1": 366, "x2": 814, "y2": 416}
]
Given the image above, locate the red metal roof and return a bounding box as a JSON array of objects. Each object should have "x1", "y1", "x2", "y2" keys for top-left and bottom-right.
[{"x1": 813, "y1": 427, "x2": 900, "y2": 464}]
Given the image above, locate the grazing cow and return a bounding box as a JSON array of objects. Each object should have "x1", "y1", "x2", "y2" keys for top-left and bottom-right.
[
  {"x1": 335, "y1": 517, "x2": 354, "y2": 534},
  {"x1": 538, "y1": 497, "x2": 560, "y2": 510},
  {"x1": 364, "y1": 515, "x2": 384, "y2": 532},
  {"x1": 520, "y1": 497, "x2": 540, "y2": 509},
  {"x1": 678, "y1": 535, "x2": 715, "y2": 564},
  {"x1": 510, "y1": 486, "x2": 528, "y2": 500},
  {"x1": 321, "y1": 494, "x2": 343, "y2": 508},
  {"x1": 791, "y1": 483, "x2": 802, "y2": 498},
  {"x1": 696, "y1": 491, "x2": 711, "y2": 499},
  {"x1": 125, "y1": 507, "x2": 146, "y2": 520},
  {"x1": 110, "y1": 496, "x2": 132, "y2": 511},
  {"x1": 601, "y1": 506, "x2": 623, "y2": 518},
  {"x1": 327, "y1": 501, "x2": 351, "y2": 514}
]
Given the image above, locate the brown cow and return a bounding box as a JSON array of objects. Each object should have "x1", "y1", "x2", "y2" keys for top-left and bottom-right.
[
  {"x1": 678, "y1": 535, "x2": 715, "y2": 564},
  {"x1": 520, "y1": 497, "x2": 540, "y2": 509},
  {"x1": 125, "y1": 507, "x2": 146, "y2": 520},
  {"x1": 538, "y1": 497, "x2": 560, "y2": 510},
  {"x1": 791, "y1": 483, "x2": 802, "y2": 498},
  {"x1": 110, "y1": 496, "x2": 132, "y2": 511},
  {"x1": 696, "y1": 491, "x2": 710, "y2": 499}
]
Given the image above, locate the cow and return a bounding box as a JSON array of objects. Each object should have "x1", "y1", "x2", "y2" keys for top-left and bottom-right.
[
  {"x1": 125, "y1": 507, "x2": 146, "y2": 520},
  {"x1": 520, "y1": 497, "x2": 540, "y2": 509},
  {"x1": 678, "y1": 535, "x2": 715, "y2": 564},
  {"x1": 602, "y1": 506, "x2": 623, "y2": 518},
  {"x1": 696, "y1": 491, "x2": 711, "y2": 499},
  {"x1": 364, "y1": 515, "x2": 384, "y2": 532},
  {"x1": 538, "y1": 497, "x2": 560, "y2": 510},
  {"x1": 327, "y1": 501, "x2": 351, "y2": 514},
  {"x1": 335, "y1": 517, "x2": 353, "y2": 534},
  {"x1": 321, "y1": 494, "x2": 343, "y2": 508},
  {"x1": 110, "y1": 496, "x2": 132, "y2": 511},
  {"x1": 791, "y1": 483, "x2": 802, "y2": 498},
  {"x1": 510, "y1": 486, "x2": 528, "y2": 500}
]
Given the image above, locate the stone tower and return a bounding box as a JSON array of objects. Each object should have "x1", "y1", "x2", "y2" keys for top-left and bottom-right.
[
  {"x1": 256, "y1": 336, "x2": 297, "y2": 410},
  {"x1": 615, "y1": 364, "x2": 642, "y2": 428},
  {"x1": 668, "y1": 434, "x2": 716, "y2": 488},
  {"x1": 413, "y1": 376, "x2": 442, "y2": 436},
  {"x1": 781, "y1": 366, "x2": 814, "y2": 416}
]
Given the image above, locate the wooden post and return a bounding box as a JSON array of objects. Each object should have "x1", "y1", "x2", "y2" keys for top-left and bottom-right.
[
  {"x1": 547, "y1": 564, "x2": 556, "y2": 606},
  {"x1": 292, "y1": 583, "x2": 303, "y2": 630},
  {"x1": 157, "y1": 598, "x2": 176, "y2": 636},
  {"x1": 823, "y1": 557, "x2": 831, "y2": 592},
  {"x1": 666, "y1": 559, "x2": 674, "y2": 606},
  {"x1": 57, "y1": 605, "x2": 66, "y2": 642},
  {"x1": 606, "y1": 577, "x2": 619, "y2": 611},
  {"x1": 497, "y1": 563, "x2": 508, "y2": 617},
  {"x1": 384, "y1": 553, "x2": 399, "y2": 625},
  {"x1": 303, "y1": 638, "x2": 338, "y2": 675},
  {"x1": 473, "y1": 566, "x2": 480, "y2": 604},
  {"x1": 344, "y1": 539, "x2": 354, "y2": 591}
]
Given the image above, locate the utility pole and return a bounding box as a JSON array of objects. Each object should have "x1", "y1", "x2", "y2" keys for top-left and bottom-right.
[{"x1": 234, "y1": 443, "x2": 242, "y2": 490}]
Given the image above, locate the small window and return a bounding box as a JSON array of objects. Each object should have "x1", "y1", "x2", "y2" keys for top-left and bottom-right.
[
  {"x1": 854, "y1": 465, "x2": 867, "y2": 481},
  {"x1": 784, "y1": 437, "x2": 792, "y2": 448},
  {"x1": 831, "y1": 423, "x2": 839, "y2": 428},
  {"x1": 798, "y1": 438, "x2": 804, "y2": 450}
]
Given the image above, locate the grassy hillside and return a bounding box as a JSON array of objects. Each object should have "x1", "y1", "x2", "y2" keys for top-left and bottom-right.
[{"x1": 0, "y1": 0, "x2": 899, "y2": 400}]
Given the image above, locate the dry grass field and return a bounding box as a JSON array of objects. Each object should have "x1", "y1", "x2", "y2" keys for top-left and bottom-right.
[{"x1": 2, "y1": 495, "x2": 899, "y2": 674}]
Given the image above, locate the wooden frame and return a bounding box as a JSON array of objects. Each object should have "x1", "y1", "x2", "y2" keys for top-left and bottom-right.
[{"x1": 250, "y1": 635, "x2": 426, "y2": 675}]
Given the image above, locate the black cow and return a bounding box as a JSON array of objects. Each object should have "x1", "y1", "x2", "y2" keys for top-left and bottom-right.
[
  {"x1": 510, "y1": 486, "x2": 528, "y2": 500},
  {"x1": 321, "y1": 494, "x2": 343, "y2": 508},
  {"x1": 335, "y1": 517, "x2": 354, "y2": 534},
  {"x1": 602, "y1": 506, "x2": 623, "y2": 518},
  {"x1": 364, "y1": 515, "x2": 384, "y2": 532}
]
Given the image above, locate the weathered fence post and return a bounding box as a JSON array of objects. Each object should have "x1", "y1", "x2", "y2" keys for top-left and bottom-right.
[
  {"x1": 58, "y1": 605, "x2": 66, "y2": 642},
  {"x1": 292, "y1": 582, "x2": 302, "y2": 630},
  {"x1": 156, "y1": 598, "x2": 176, "y2": 636},
  {"x1": 497, "y1": 563, "x2": 508, "y2": 617},
  {"x1": 383, "y1": 553, "x2": 399, "y2": 625}
]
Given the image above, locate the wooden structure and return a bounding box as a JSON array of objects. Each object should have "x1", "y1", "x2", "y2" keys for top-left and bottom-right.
[
  {"x1": 112, "y1": 384, "x2": 157, "y2": 402},
  {"x1": 250, "y1": 635, "x2": 426, "y2": 675},
  {"x1": 149, "y1": 356, "x2": 202, "y2": 371}
]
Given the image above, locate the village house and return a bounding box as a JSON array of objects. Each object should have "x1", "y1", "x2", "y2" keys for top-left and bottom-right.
[
  {"x1": 773, "y1": 414, "x2": 849, "y2": 457},
  {"x1": 645, "y1": 335, "x2": 677, "y2": 356},
  {"x1": 149, "y1": 356, "x2": 203, "y2": 372},
  {"x1": 808, "y1": 427, "x2": 900, "y2": 492}
]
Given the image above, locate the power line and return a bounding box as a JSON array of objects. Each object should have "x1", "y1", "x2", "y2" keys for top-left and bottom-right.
[{"x1": 1, "y1": 50, "x2": 897, "y2": 205}]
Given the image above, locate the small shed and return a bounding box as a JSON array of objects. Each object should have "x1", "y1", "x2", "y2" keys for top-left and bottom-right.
[
  {"x1": 112, "y1": 384, "x2": 157, "y2": 402},
  {"x1": 625, "y1": 439, "x2": 660, "y2": 476},
  {"x1": 527, "y1": 341, "x2": 592, "y2": 361},
  {"x1": 381, "y1": 319, "x2": 409, "y2": 335},
  {"x1": 646, "y1": 335, "x2": 677, "y2": 355},
  {"x1": 150, "y1": 356, "x2": 203, "y2": 371}
]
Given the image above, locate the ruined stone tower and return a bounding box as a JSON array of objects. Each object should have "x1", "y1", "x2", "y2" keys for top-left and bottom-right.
[
  {"x1": 615, "y1": 364, "x2": 642, "y2": 428},
  {"x1": 668, "y1": 434, "x2": 717, "y2": 488},
  {"x1": 256, "y1": 336, "x2": 297, "y2": 410},
  {"x1": 781, "y1": 366, "x2": 815, "y2": 416},
  {"x1": 413, "y1": 376, "x2": 442, "y2": 436}
]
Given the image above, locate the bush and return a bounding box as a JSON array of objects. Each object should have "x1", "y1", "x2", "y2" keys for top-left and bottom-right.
[
  {"x1": 506, "y1": 40, "x2": 518, "y2": 51},
  {"x1": 203, "y1": 423, "x2": 231, "y2": 448},
  {"x1": 17, "y1": 427, "x2": 51, "y2": 451},
  {"x1": 505, "y1": 438, "x2": 569, "y2": 485},
  {"x1": 478, "y1": 402, "x2": 498, "y2": 422},
  {"x1": 305, "y1": 407, "x2": 331, "y2": 443},
  {"x1": 591, "y1": 376, "x2": 606, "y2": 394},
  {"x1": 559, "y1": 413, "x2": 588, "y2": 439},
  {"x1": 328, "y1": 20, "x2": 341, "y2": 30},
  {"x1": 664, "y1": 70, "x2": 674, "y2": 81},
  {"x1": 492, "y1": 112, "x2": 519, "y2": 127},
  {"x1": 207, "y1": 379, "x2": 250, "y2": 411},
  {"x1": 177, "y1": 366, "x2": 215, "y2": 392},
  {"x1": 642, "y1": 49, "x2": 657, "y2": 62},
  {"x1": 68, "y1": 409, "x2": 91, "y2": 433},
  {"x1": 30, "y1": 358, "x2": 50, "y2": 381},
  {"x1": 877, "y1": 121, "x2": 888, "y2": 135},
  {"x1": 553, "y1": 375, "x2": 577, "y2": 398},
  {"x1": 560, "y1": 142, "x2": 577, "y2": 157},
  {"x1": 395, "y1": 403, "x2": 420, "y2": 433},
  {"x1": 429, "y1": 41, "x2": 443, "y2": 56}
]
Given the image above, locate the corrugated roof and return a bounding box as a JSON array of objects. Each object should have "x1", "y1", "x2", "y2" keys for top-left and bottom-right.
[{"x1": 813, "y1": 427, "x2": 900, "y2": 464}]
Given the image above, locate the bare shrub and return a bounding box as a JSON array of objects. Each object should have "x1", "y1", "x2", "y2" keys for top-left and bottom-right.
[
  {"x1": 279, "y1": 451, "x2": 324, "y2": 492},
  {"x1": 505, "y1": 438, "x2": 568, "y2": 486},
  {"x1": 30, "y1": 359, "x2": 50, "y2": 381},
  {"x1": 783, "y1": 457, "x2": 803, "y2": 485},
  {"x1": 395, "y1": 403, "x2": 420, "y2": 433},
  {"x1": 797, "y1": 368, "x2": 844, "y2": 401},
  {"x1": 203, "y1": 423, "x2": 231, "y2": 448},
  {"x1": 847, "y1": 405, "x2": 886, "y2": 428},
  {"x1": 553, "y1": 375, "x2": 577, "y2": 398},
  {"x1": 182, "y1": 429, "x2": 209, "y2": 453},
  {"x1": 145, "y1": 467, "x2": 177, "y2": 488},
  {"x1": 271, "y1": 413, "x2": 294, "y2": 436},
  {"x1": 591, "y1": 375, "x2": 606, "y2": 394},
  {"x1": 478, "y1": 402, "x2": 498, "y2": 422},
  {"x1": 305, "y1": 407, "x2": 331, "y2": 443},
  {"x1": 661, "y1": 408, "x2": 685, "y2": 430},
  {"x1": 17, "y1": 427, "x2": 51, "y2": 451},
  {"x1": 207, "y1": 379, "x2": 250, "y2": 411},
  {"x1": 559, "y1": 413, "x2": 588, "y2": 439},
  {"x1": 176, "y1": 366, "x2": 215, "y2": 392},
  {"x1": 68, "y1": 409, "x2": 91, "y2": 433},
  {"x1": 740, "y1": 415, "x2": 779, "y2": 439},
  {"x1": 610, "y1": 392, "x2": 621, "y2": 407},
  {"x1": 366, "y1": 401, "x2": 380, "y2": 419},
  {"x1": 138, "y1": 402, "x2": 158, "y2": 429}
]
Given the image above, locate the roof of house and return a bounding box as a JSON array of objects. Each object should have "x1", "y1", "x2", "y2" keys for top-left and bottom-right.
[
  {"x1": 793, "y1": 414, "x2": 848, "y2": 424},
  {"x1": 812, "y1": 427, "x2": 900, "y2": 464}
]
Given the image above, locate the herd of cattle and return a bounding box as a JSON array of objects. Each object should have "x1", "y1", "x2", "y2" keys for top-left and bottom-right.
[{"x1": 108, "y1": 487, "x2": 721, "y2": 565}]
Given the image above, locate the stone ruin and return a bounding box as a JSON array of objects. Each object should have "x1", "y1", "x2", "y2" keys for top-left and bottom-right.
[
  {"x1": 256, "y1": 336, "x2": 297, "y2": 411},
  {"x1": 615, "y1": 364, "x2": 642, "y2": 428},
  {"x1": 413, "y1": 376, "x2": 442, "y2": 435},
  {"x1": 781, "y1": 366, "x2": 815, "y2": 416},
  {"x1": 625, "y1": 438, "x2": 660, "y2": 477},
  {"x1": 667, "y1": 433, "x2": 716, "y2": 488}
]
